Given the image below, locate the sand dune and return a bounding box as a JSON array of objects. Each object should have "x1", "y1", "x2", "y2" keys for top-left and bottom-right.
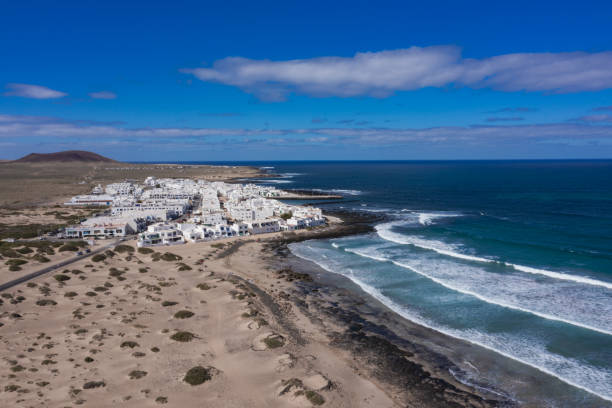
[{"x1": 0, "y1": 235, "x2": 396, "y2": 407}]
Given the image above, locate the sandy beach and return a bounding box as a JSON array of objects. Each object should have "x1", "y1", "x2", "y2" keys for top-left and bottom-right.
[{"x1": 0, "y1": 212, "x2": 516, "y2": 407}]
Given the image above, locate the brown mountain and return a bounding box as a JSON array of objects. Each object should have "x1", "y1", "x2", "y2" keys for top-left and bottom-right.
[{"x1": 14, "y1": 150, "x2": 117, "y2": 163}]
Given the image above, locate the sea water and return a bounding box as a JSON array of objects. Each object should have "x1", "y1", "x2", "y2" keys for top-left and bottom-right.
[{"x1": 190, "y1": 160, "x2": 612, "y2": 406}]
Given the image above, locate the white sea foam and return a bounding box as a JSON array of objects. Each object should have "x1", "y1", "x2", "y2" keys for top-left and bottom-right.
[
  {"x1": 313, "y1": 188, "x2": 363, "y2": 196},
  {"x1": 255, "y1": 179, "x2": 293, "y2": 184},
  {"x1": 376, "y1": 221, "x2": 612, "y2": 290},
  {"x1": 360, "y1": 208, "x2": 393, "y2": 213},
  {"x1": 343, "y1": 247, "x2": 612, "y2": 336},
  {"x1": 289, "y1": 243, "x2": 612, "y2": 402},
  {"x1": 396, "y1": 210, "x2": 462, "y2": 225},
  {"x1": 416, "y1": 212, "x2": 462, "y2": 226}
]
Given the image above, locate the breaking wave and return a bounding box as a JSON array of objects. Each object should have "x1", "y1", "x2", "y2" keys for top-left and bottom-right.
[
  {"x1": 289, "y1": 242, "x2": 612, "y2": 402},
  {"x1": 376, "y1": 221, "x2": 612, "y2": 290}
]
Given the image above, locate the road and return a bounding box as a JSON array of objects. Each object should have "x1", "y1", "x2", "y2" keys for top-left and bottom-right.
[{"x1": 0, "y1": 238, "x2": 121, "y2": 292}]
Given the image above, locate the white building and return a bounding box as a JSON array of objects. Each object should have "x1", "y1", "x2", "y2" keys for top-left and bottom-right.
[
  {"x1": 65, "y1": 221, "x2": 134, "y2": 239},
  {"x1": 230, "y1": 222, "x2": 249, "y2": 236},
  {"x1": 177, "y1": 223, "x2": 204, "y2": 242},
  {"x1": 65, "y1": 194, "x2": 114, "y2": 206},
  {"x1": 137, "y1": 223, "x2": 185, "y2": 247},
  {"x1": 63, "y1": 175, "x2": 326, "y2": 246},
  {"x1": 248, "y1": 219, "x2": 281, "y2": 234},
  {"x1": 105, "y1": 182, "x2": 138, "y2": 196}
]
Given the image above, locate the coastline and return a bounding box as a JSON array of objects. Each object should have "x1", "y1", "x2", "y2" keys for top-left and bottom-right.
[
  {"x1": 276, "y1": 211, "x2": 611, "y2": 407},
  {"x1": 1, "y1": 208, "x2": 608, "y2": 406}
]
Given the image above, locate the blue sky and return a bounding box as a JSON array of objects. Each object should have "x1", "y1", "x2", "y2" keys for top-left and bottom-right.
[{"x1": 2, "y1": 0, "x2": 612, "y2": 160}]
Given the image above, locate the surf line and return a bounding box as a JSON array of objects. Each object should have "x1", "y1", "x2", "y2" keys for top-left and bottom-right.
[
  {"x1": 375, "y1": 223, "x2": 612, "y2": 290},
  {"x1": 343, "y1": 247, "x2": 612, "y2": 337},
  {"x1": 292, "y1": 247, "x2": 612, "y2": 403}
]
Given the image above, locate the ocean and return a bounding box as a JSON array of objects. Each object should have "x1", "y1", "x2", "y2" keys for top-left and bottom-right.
[{"x1": 194, "y1": 160, "x2": 612, "y2": 406}]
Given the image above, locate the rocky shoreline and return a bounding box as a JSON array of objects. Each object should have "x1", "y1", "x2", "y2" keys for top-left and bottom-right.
[{"x1": 259, "y1": 210, "x2": 517, "y2": 407}]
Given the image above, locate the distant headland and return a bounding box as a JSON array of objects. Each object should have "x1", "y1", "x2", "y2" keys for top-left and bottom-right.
[{"x1": 13, "y1": 150, "x2": 117, "y2": 163}]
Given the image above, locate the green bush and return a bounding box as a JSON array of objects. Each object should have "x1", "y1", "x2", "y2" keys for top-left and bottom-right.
[
  {"x1": 0, "y1": 223, "x2": 63, "y2": 240},
  {"x1": 161, "y1": 301, "x2": 178, "y2": 307},
  {"x1": 36, "y1": 245, "x2": 55, "y2": 255},
  {"x1": 174, "y1": 310, "x2": 194, "y2": 319},
  {"x1": 54, "y1": 274, "x2": 70, "y2": 282},
  {"x1": 109, "y1": 267, "x2": 124, "y2": 277},
  {"x1": 16, "y1": 247, "x2": 33, "y2": 254},
  {"x1": 83, "y1": 381, "x2": 105, "y2": 389},
  {"x1": 170, "y1": 331, "x2": 195, "y2": 342},
  {"x1": 183, "y1": 366, "x2": 211, "y2": 385},
  {"x1": 137, "y1": 247, "x2": 154, "y2": 254},
  {"x1": 129, "y1": 370, "x2": 147, "y2": 379},
  {"x1": 305, "y1": 390, "x2": 325, "y2": 405},
  {"x1": 114, "y1": 244, "x2": 135, "y2": 254},
  {"x1": 91, "y1": 254, "x2": 106, "y2": 262},
  {"x1": 64, "y1": 291, "x2": 78, "y2": 297},
  {"x1": 120, "y1": 341, "x2": 139, "y2": 349},
  {"x1": 32, "y1": 254, "x2": 50, "y2": 263},
  {"x1": 160, "y1": 252, "x2": 182, "y2": 262},
  {"x1": 263, "y1": 334, "x2": 284, "y2": 349},
  {"x1": 0, "y1": 248, "x2": 21, "y2": 258},
  {"x1": 6, "y1": 258, "x2": 28, "y2": 266},
  {"x1": 36, "y1": 299, "x2": 57, "y2": 306}
]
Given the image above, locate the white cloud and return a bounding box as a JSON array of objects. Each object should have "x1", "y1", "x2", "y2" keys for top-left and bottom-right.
[
  {"x1": 89, "y1": 91, "x2": 117, "y2": 99},
  {"x1": 1, "y1": 114, "x2": 612, "y2": 147},
  {"x1": 4, "y1": 83, "x2": 67, "y2": 99},
  {"x1": 181, "y1": 47, "x2": 612, "y2": 100},
  {"x1": 573, "y1": 114, "x2": 612, "y2": 123}
]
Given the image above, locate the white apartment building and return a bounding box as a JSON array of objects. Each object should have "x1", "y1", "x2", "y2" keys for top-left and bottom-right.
[
  {"x1": 112, "y1": 202, "x2": 187, "y2": 218},
  {"x1": 248, "y1": 219, "x2": 281, "y2": 234},
  {"x1": 105, "y1": 182, "x2": 139, "y2": 196},
  {"x1": 65, "y1": 221, "x2": 133, "y2": 239},
  {"x1": 197, "y1": 210, "x2": 226, "y2": 225},
  {"x1": 226, "y1": 205, "x2": 254, "y2": 222},
  {"x1": 65, "y1": 194, "x2": 114, "y2": 206},
  {"x1": 142, "y1": 188, "x2": 194, "y2": 200},
  {"x1": 137, "y1": 223, "x2": 185, "y2": 247},
  {"x1": 231, "y1": 222, "x2": 249, "y2": 236}
]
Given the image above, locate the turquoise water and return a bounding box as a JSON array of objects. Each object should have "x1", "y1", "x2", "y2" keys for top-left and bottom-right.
[{"x1": 192, "y1": 160, "x2": 612, "y2": 405}]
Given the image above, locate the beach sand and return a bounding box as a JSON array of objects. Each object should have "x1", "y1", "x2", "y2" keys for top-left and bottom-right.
[{"x1": 0, "y1": 214, "x2": 513, "y2": 407}]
